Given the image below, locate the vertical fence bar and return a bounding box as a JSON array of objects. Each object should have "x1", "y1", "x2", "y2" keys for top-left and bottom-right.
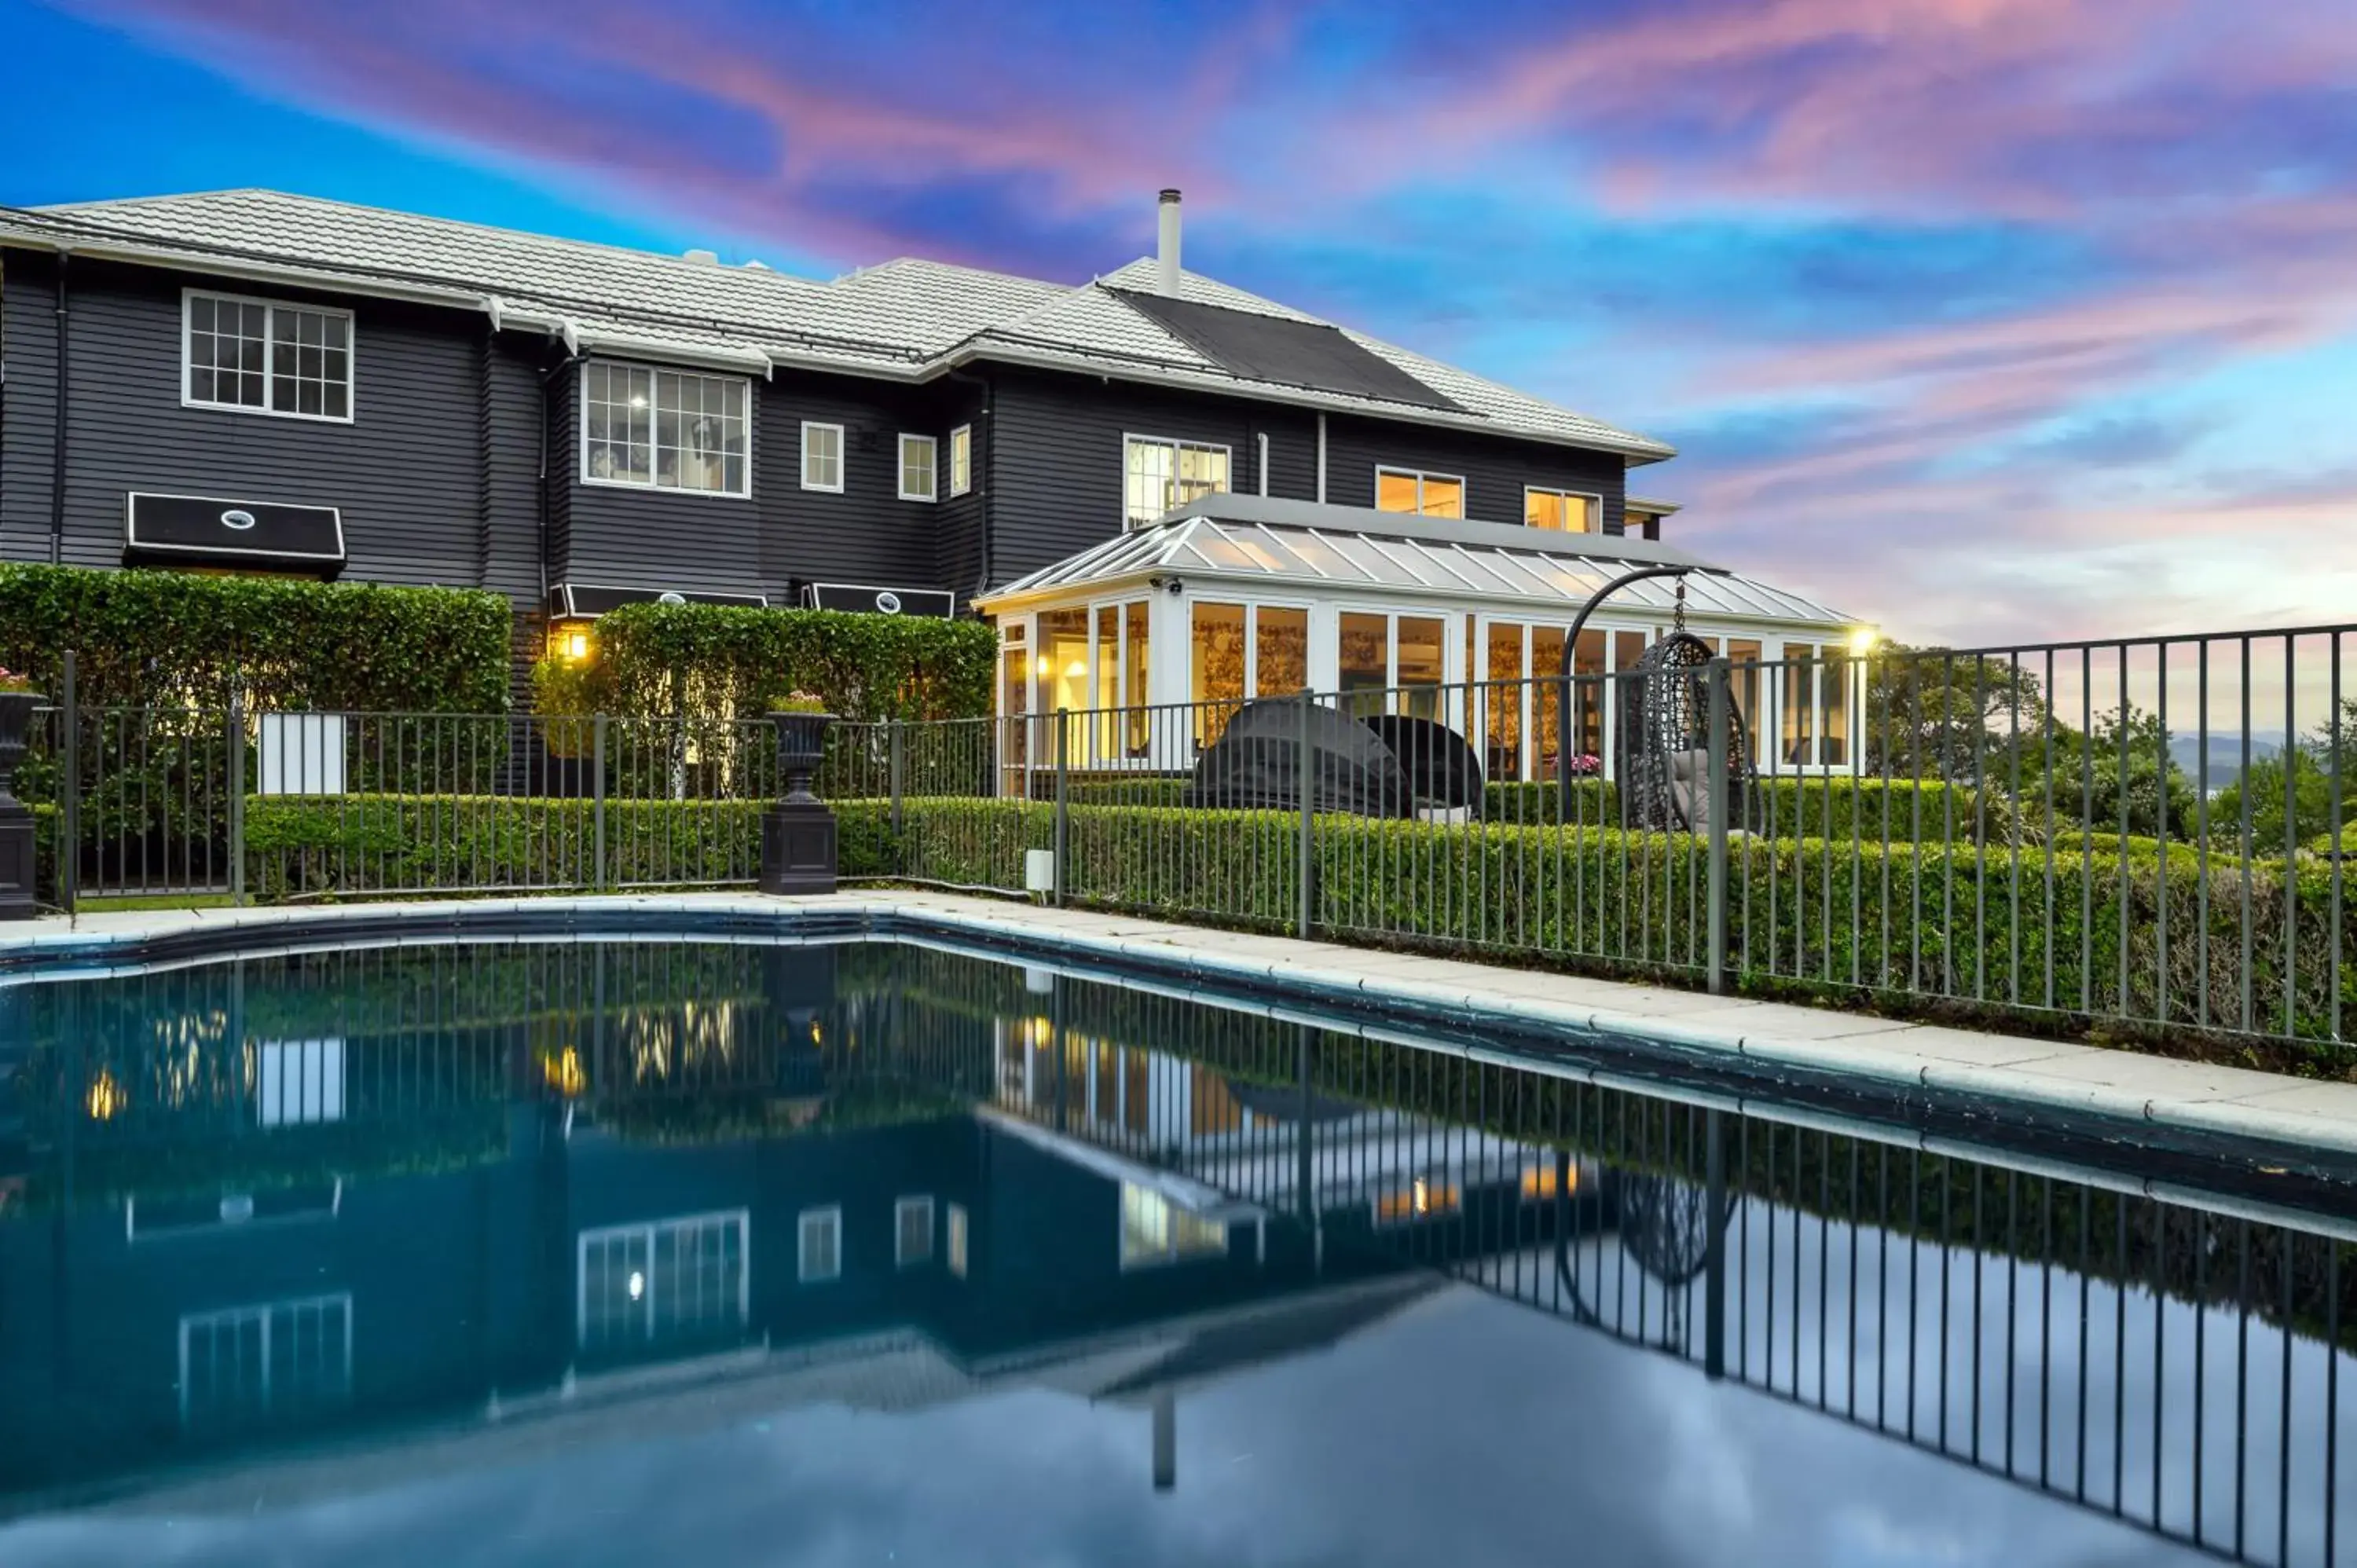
[
  {"x1": 1298, "y1": 692, "x2": 1314, "y2": 940},
  {"x1": 889, "y1": 717, "x2": 905, "y2": 837},
  {"x1": 58, "y1": 650, "x2": 79, "y2": 912},
  {"x1": 226, "y1": 683, "x2": 246, "y2": 906},
  {"x1": 1052, "y1": 708, "x2": 1069, "y2": 907},
  {"x1": 592, "y1": 714, "x2": 608, "y2": 892},
  {"x1": 1706, "y1": 658, "x2": 1731, "y2": 995}
]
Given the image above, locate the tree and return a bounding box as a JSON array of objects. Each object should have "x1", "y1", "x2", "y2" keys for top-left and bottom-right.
[
  {"x1": 2019, "y1": 703, "x2": 2191, "y2": 841},
  {"x1": 2210, "y1": 749, "x2": 2355, "y2": 853},
  {"x1": 1862, "y1": 644, "x2": 2050, "y2": 783}
]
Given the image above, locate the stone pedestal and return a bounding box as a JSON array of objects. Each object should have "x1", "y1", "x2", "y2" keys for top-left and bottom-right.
[
  {"x1": 760, "y1": 800, "x2": 838, "y2": 896},
  {"x1": 0, "y1": 804, "x2": 32, "y2": 921},
  {"x1": 0, "y1": 690, "x2": 39, "y2": 921}
]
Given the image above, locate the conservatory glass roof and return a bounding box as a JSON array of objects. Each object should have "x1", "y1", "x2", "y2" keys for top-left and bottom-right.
[{"x1": 981, "y1": 494, "x2": 1852, "y2": 628}]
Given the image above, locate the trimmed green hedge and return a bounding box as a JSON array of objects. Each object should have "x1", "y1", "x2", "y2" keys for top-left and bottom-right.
[
  {"x1": 0, "y1": 564, "x2": 513, "y2": 712},
  {"x1": 592, "y1": 601, "x2": 995, "y2": 723}
]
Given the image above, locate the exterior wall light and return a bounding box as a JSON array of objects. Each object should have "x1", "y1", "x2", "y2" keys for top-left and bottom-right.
[{"x1": 1847, "y1": 626, "x2": 1880, "y2": 656}]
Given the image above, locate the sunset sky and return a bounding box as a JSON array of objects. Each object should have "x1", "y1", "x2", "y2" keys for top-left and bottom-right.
[{"x1": 6, "y1": 0, "x2": 2354, "y2": 647}]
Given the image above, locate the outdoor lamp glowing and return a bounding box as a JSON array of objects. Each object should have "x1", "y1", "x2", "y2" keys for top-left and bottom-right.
[
  {"x1": 1847, "y1": 626, "x2": 1880, "y2": 656},
  {"x1": 1035, "y1": 654, "x2": 1051, "y2": 677}
]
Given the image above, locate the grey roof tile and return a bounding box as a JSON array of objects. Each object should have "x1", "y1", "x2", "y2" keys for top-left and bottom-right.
[{"x1": 6, "y1": 188, "x2": 1670, "y2": 459}]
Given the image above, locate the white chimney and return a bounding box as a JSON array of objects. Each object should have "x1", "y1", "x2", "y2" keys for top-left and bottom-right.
[{"x1": 1156, "y1": 189, "x2": 1182, "y2": 298}]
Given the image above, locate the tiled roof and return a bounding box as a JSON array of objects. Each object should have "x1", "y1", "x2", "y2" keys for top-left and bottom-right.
[{"x1": 1, "y1": 189, "x2": 1673, "y2": 460}]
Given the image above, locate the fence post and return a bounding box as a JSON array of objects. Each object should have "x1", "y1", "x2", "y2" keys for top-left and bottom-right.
[
  {"x1": 226, "y1": 681, "x2": 246, "y2": 907},
  {"x1": 1702, "y1": 1108, "x2": 1727, "y2": 1379},
  {"x1": 59, "y1": 650, "x2": 78, "y2": 913},
  {"x1": 592, "y1": 714, "x2": 608, "y2": 892},
  {"x1": 1052, "y1": 709, "x2": 1069, "y2": 907},
  {"x1": 1297, "y1": 693, "x2": 1314, "y2": 940},
  {"x1": 889, "y1": 718, "x2": 904, "y2": 835},
  {"x1": 1705, "y1": 657, "x2": 1730, "y2": 995}
]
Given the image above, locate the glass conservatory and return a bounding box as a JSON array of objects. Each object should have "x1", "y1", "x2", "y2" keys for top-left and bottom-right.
[{"x1": 974, "y1": 493, "x2": 1868, "y2": 793}]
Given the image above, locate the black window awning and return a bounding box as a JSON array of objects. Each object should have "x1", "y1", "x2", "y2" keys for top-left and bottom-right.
[
  {"x1": 124, "y1": 493, "x2": 346, "y2": 575},
  {"x1": 800, "y1": 583, "x2": 958, "y2": 617},
  {"x1": 549, "y1": 583, "x2": 768, "y2": 617}
]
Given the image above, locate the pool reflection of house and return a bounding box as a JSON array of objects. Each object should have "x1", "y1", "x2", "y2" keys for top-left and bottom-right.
[{"x1": 0, "y1": 946, "x2": 1456, "y2": 1511}]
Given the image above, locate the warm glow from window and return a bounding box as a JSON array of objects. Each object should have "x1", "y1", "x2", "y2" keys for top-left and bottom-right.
[
  {"x1": 543, "y1": 1047, "x2": 587, "y2": 1098},
  {"x1": 1375, "y1": 1178, "x2": 1461, "y2": 1223},
  {"x1": 1520, "y1": 1162, "x2": 1578, "y2": 1200},
  {"x1": 1376, "y1": 468, "x2": 1464, "y2": 518},
  {"x1": 1525, "y1": 488, "x2": 1596, "y2": 533},
  {"x1": 86, "y1": 1067, "x2": 125, "y2": 1122}
]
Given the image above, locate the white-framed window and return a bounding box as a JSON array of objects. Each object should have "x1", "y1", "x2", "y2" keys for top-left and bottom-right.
[
  {"x1": 183, "y1": 289, "x2": 353, "y2": 422},
  {"x1": 798, "y1": 1204, "x2": 842, "y2": 1282},
  {"x1": 255, "y1": 1038, "x2": 345, "y2": 1127},
  {"x1": 581, "y1": 361, "x2": 750, "y2": 496},
  {"x1": 895, "y1": 1195, "x2": 935, "y2": 1266},
  {"x1": 1524, "y1": 486, "x2": 1600, "y2": 533},
  {"x1": 577, "y1": 1210, "x2": 749, "y2": 1351},
  {"x1": 1375, "y1": 467, "x2": 1464, "y2": 518},
  {"x1": 179, "y1": 1291, "x2": 352, "y2": 1431},
  {"x1": 898, "y1": 434, "x2": 938, "y2": 502},
  {"x1": 949, "y1": 424, "x2": 973, "y2": 496},
  {"x1": 1118, "y1": 1182, "x2": 1229, "y2": 1269},
  {"x1": 801, "y1": 421, "x2": 846, "y2": 493},
  {"x1": 946, "y1": 1203, "x2": 969, "y2": 1278},
  {"x1": 1124, "y1": 434, "x2": 1231, "y2": 526}
]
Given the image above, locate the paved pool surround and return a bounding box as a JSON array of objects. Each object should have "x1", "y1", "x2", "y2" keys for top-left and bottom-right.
[{"x1": 3, "y1": 892, "x2": 2354, "y2": 1187}]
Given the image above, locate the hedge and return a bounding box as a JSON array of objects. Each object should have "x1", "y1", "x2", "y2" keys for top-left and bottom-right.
[
  {"x1": 0, "y1": 564, "x2": 513, "y2": 712},
  {"x1": 590, "y1": 601, "x2": 995, "y2": 723},
  {"x1": 163, "y1": 789, "x2": 2357, "y2": 1048}
]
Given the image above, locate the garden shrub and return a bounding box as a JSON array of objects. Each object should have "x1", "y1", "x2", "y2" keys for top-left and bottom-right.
[
  {"x1": 591, "y1": 602, "x2": 995, "y2": 723},
  {"x1": 0, "y1": 564, "x2": 512, "y2": 712}
]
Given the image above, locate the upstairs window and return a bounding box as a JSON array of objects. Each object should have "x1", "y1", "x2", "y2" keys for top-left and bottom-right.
[
  {"x1": 801, "y1": 421, "x2": 845, "y2": 493},
  {"x1": 1525, "y1": 487, "x2": 1599, "y2": 533},
  {"x1": 1125, "y1": 434, "x2": 1230, "y2": 526},
  {"x1": 899, "y1": 434, "x2": 938, "y2": 501},
  {"x1": 895, "y1": 1195, "x2": 935, "y2": 1266},
  {"x1": 185, "y1": 290, "x2": 352, "y2": 421},
  {"x1": 949, "y1": 424, "x2": 973, "y2": 496},
  {"x1": 581, "y1": 362, "x2": 750, "y2": 496},
  {"x1": 1375, "y1": 467, "x2": 1464, "y2": 518}
]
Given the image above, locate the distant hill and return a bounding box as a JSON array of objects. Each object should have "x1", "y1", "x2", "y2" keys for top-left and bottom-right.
[{"x1": 2168, "y1": 731, "x2": 2286, "y2": 793}]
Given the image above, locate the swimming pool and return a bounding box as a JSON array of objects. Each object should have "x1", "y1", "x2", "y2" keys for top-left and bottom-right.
[{"x1": 0, "y1": 936, "x2": 2349, "y2": 1566}]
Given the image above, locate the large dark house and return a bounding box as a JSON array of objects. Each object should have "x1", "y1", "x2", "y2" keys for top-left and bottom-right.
[{"x1": 0, "y1": 188, "x2": 1681, "y2": 660}]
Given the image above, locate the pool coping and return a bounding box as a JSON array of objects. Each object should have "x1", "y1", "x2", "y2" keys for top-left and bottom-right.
[{"x1": 5, "y1": 892, "x2": 2355, "y2": 1186}]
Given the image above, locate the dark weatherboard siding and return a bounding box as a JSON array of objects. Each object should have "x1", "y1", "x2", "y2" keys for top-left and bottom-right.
[
  {"x1": 553, "y1": 361, "x2": 981, "y2": 606},
  {"x1": 1320, "y1": 412, "x2": 1628, "y2": 535},
  {"x1": 0, "y1": 254, "x2": 545, "y2": 597},
  {"x1": 988, "y1": 368, "x2": 1320, "y2": 585}
]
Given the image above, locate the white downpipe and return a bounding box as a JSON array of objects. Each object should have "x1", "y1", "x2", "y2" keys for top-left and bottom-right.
[{"x1": 1315, "y1": 413, "x2": 1327, "y2": 504}]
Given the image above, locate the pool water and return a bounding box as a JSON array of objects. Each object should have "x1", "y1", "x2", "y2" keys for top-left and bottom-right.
[{"x1": 0, "y1": 939, "x2": 2349, "y2": 1567}]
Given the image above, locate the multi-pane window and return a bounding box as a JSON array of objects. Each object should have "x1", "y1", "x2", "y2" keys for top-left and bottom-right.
[
  {"x1": 949, "y1": 424, "x2": 973, "y2": 496},
  {"x1": 1118, "y1": 1182, "x2": 1228, "y2": 1269},
  {"x1": 185, "y1": 291, "x2": 351, "y2": 420},
  {"x1": 179, "y1": 1293, "x2": 352, "y2": 1432},
  {"x1": 577, "y1": 1211, "x2": 748, "y2": 1352},
  {"x1": 899, "y1": 434, "x2": 938, "y2": 501},
  {"x1": 255, "y1": 1038, "x2": 345, "y2": 1127},
  {"x1": 581, "y1": 362, "x2": 750, "y2": 496},
  {"x1": 895, "y1": 1195, "x2": 935, "y2": 1266},
  {"x1": 1124, "y1": 435, "x2": 1230, "y2": 526},
  {"x1": 798, "y1": 1205, "x2": 842, "y2": 1281},
  {"x1": 1375, "y1": 467, "x2": 1464, "y2": 518},
  {"x1": 1524, "y1": 487, "x2": 1598, "y2": 533},
  {"x1": 801, "y1": 422, "x2": 845, "y2": 492}
]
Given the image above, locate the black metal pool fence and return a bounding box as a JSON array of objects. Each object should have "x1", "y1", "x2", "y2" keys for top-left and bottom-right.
[{"x1": 15, "y1": 621, "x2": 2353, "y2": 1052}]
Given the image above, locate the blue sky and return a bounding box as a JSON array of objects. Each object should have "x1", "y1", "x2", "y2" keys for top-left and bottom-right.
[{"x1": 5, "y1": 0, "x2": 2355, "y2": 644}]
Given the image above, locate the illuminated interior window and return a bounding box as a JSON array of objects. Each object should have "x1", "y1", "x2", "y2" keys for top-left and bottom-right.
[
  {"x1": 1120, "y1": 1183, "x2": 1229, "y2": 1268},
  {"x1": 947, "y1": 1203, "x2": 970, "y2": 1278},
  {"x1": 580, "y1": 1211, "x2": 750, "y2": 1350},
  {"x1": 1524, "y1": 487, "x2": 1597, "y2": 533},
  {"x1": 1374, "y1": 467, "x2": 1464, "y2": 518},
  {"x1": 1373, "y1": 1178, "x2": 1462, "y2": 1225},
  {"x1": 1125, "y1": 435, "x2": 1232, "y2": 526},
  {"x1": 179, "y1": 1293, "x2": 351, "y2": 1433}
]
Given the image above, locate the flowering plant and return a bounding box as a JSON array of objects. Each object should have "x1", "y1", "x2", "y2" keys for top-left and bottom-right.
[
  {"x1": 765, "y1": 691, "x2": 832, "y2": 716},
  {"x1": 0, "y1": 667, "x2": 38, "y2": 695},
  {"x1": 1563, "y1": 753, "x2": 1602, "y2": 778}
]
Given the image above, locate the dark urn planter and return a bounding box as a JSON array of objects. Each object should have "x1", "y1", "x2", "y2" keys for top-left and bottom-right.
[
  {"x1": 760, "y1": 709, "x2": 839, "y2": 896},
  {"x1": 0, "y1": 691, "x2": 42, "y2": 921}
]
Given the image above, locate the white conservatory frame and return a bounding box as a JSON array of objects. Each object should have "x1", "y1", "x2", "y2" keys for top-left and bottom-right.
[{"x1": 974, "y1": 493, "x2": 1869, "y2": 793}]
